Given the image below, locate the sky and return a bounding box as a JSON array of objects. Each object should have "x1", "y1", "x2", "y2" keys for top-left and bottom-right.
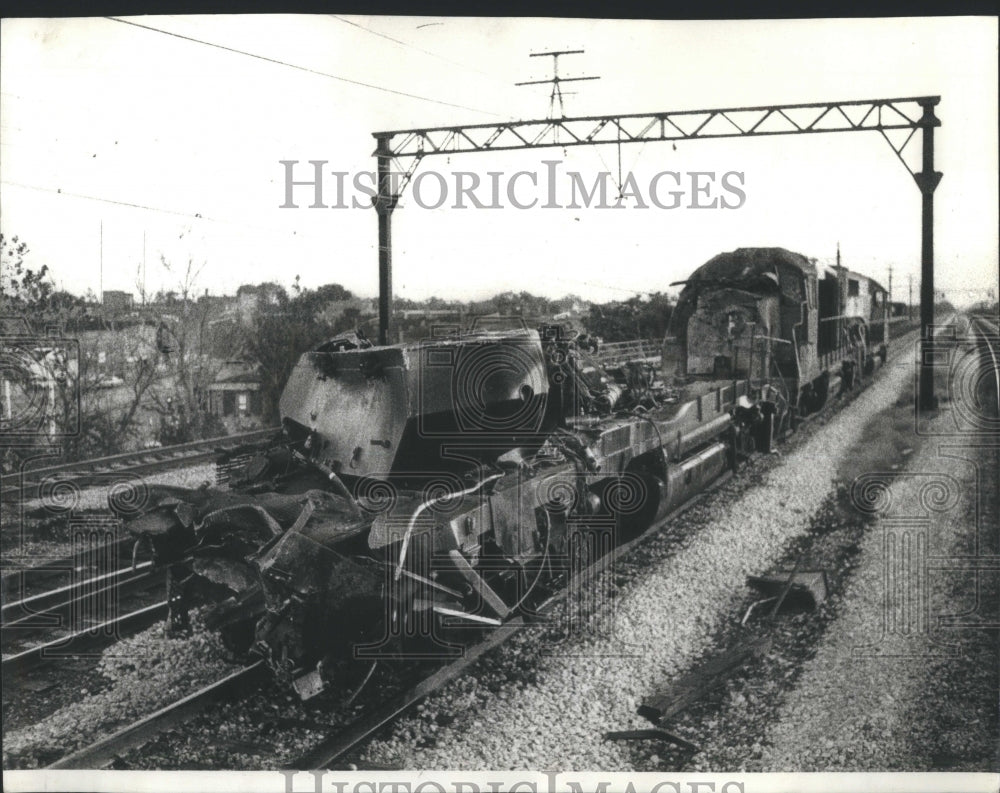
[{"x1": 1, "y1": 15, "x2": 997, "y2": 307}]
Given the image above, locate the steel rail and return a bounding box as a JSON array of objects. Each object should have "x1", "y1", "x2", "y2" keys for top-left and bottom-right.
[
  {"x1": 971, "y1": 315, "x2": 1000, "y2": 417},
  {"x1": 1, "y1": 600, "x2": 167, "y2": 678},
  {"x1": 1, "y1": 536, "x2": 139, "y2": 601},
  {"x1": 46, "y1": 661, "x2": 269, "y2": 769},
  {"x1": 1, "y1": 561, "x2": 154, "y2": 625},
  {"x1": 1, "y1": 427, "x2": 278, "y2": 503},
  {"x1": 1, "y1": 566, "x2": 159, "y2": 646}
]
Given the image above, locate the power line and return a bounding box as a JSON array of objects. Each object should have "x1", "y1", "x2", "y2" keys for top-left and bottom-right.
[
  {"x1": 3, "y1": 179, "x2": 213, "y2": 221},
  {"x1": 329, "y1": 16, "x2": 511, "y2": 87},
  {"x1": 0, "y1": 179, "x2": 386, "y2": 255},
  {"x1": 103, "y1": 16, "x2": 498, "y2": 117},
  {"x1": 0, "y1": 179, "x2": 337, "y2": 244}
]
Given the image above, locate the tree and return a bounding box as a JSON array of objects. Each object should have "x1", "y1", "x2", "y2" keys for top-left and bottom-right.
[
  {"x1": 145, "y1": 256, "x2": 226, "y2": 444},
  {"x1": 585, "y1": 292, "x2": 675, "y2": 343},
  {"x1": 1, "y1": 234, "x2": 52, "y2": 311},
  {"x1": 238, "y1": 284, "x2": 357, "y2": 422},
  {"x1": 1, "y1": 236, "x2": 165, "y2": 466}
]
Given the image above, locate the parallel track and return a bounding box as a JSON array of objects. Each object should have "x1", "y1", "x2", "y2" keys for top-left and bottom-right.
[
  {"x1": 2, "y1": 600, "x2": 168, "y2": 678},
  {"x1": 1, "y1": 536, "x2": 139, "y2": 603},
  {"x1": 969, "y1": 314, "x2": 1000, "y2": 417},
  {"x1": 1, "y1": 566, "x2": 162, "y2": 659},
  {"x1": 0, "y1": 427, "x2": 277, "y2": 504}
]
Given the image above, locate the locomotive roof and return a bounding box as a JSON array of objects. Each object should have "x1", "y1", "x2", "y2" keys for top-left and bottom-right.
[{"x1": 683, "y1": 247, "x2": 886, "y2": 293}]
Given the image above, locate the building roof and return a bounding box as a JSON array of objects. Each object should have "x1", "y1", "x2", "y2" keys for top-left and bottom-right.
[{"x1": 210, "y1": 360, "x2": 262, "y2": 386}]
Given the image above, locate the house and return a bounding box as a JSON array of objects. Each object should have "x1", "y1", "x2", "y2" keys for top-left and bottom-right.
[
  {"x1": 102, "y1": 290, "x2": 134, "y2": 314},
  {"x1": 206, "y1": 360, "x2": 263, "y2": 431}
]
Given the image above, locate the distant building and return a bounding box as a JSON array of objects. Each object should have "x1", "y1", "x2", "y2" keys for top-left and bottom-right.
[
  {"x1": 103, "y1": 290, "x2": 134, "y2": 314},
  {"x1": 207, "y1": 360, "x2": 263, "y2": 431}
]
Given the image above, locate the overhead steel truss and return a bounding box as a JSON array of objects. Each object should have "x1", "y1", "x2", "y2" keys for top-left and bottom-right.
[{"x1": 371, "y1": 95, "x2": 942, "y2": 407}]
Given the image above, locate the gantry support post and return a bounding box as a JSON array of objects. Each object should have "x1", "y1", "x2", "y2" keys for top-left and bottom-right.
[
  {"x1": 375, "y1": 136, "x2": 396, "y2": 346},
  {"x1": 914, "y1": 98, "x2": 942, "y2": 411}
]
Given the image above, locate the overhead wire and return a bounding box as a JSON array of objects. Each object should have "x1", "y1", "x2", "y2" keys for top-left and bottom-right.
[
  {"x1": 329, "y1": 16, "x2": 514, "y2": 88},
  {"x1": 103, "y1": 16, "x2": 500, "y2": 117},
  {"x1": 0, "y1": 180, "x2": 356, "y2": 256}
]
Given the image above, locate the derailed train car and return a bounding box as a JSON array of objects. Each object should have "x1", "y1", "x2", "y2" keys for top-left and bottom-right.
[{"x1": 119, "y1": 247, "x2": 888, "y2": 699}]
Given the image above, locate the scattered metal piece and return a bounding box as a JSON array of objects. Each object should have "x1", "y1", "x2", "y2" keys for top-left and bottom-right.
[
  {"x1": 448, "y1": 549, "x2": 511, "y2": 618},
  {"x1": 604, "y1": 728, "x2": 700, "y2": 753},
  {"x1": 432, "y1": 605, "x2": 503, "y2": 626},
  {"x1": 747, "y1": 569, "x2": 829, "y2": 611},
  {"x1": 639, "y1": 634, "x2": 772, "y2": 723},
  {"x1": 768, "y1": 554, "x2": 805, "y2": 619},
  {"x1": 344, "y1": 660, "x2": 379, "y2": 707},
  {"x1": 292, "y1": 667, "x2": 326, "y2": 701},
  {"x1": 740, "y1": 596, "x2": 777, "y2": 626}
]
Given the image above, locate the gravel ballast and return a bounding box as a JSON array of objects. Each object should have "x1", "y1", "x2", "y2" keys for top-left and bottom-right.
[
  {"x1": 755, "y1": 423, "x2": 998, "y2": 770},
  {"x1": 2, "y1": 613, "x2": 240, "y2": 768}
]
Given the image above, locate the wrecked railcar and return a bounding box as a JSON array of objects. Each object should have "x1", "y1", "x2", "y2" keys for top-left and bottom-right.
[
  {"x1": 122, "y1": 246, "x2": 884, "y2": 699},
  {"x1": 121, "y1": 325, "x2": 750, "y2": 698}
]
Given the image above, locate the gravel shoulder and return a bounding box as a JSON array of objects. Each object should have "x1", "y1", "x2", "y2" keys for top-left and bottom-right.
[{"x1": 755, "y1": 408, "x2": 998, "y2": 771}]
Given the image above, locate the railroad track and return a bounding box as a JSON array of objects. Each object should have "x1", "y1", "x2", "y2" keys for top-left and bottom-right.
[
  {"x1": 0, "y1": 427, "x2": 278, "y2": 505},
  {"x1": 1, "y1": 564, "x2": 164, "y2": 666},
  {"x1": 25, "y1": 329, "x2": 929, "y2": 768},
  {"x1": 2, "y1": 600, "x2": 168, "y2": 679},
  {"x1": 43, "y1": 471, "x2": 732, "y2": 770},
  {"x1": 969, "y1": 314, "x2": 1000, "y2": 418},
  {"x1": 1, "y1": 535, "x2": 140, "y2": 603}
]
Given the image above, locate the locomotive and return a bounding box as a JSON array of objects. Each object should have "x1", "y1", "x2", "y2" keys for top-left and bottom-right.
[
  {"x1": 664, "y1": 246, "x2": 890, "y2": 420},
  {"x1": 119, "y1": 247, "x2": 888, "y2": 699}
]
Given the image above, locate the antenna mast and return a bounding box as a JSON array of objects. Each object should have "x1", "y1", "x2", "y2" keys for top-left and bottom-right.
[{"x1": 515, "y1": 49, "x2": 599, "y2": 118}]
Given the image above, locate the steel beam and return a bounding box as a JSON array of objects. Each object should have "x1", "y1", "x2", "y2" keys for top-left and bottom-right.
[
  {"x1": 375, "y1": 97, "x2": 938, "y2": 158},
  {"x1": 371, "y1": 95, "x2": 941, "y2": 358}
]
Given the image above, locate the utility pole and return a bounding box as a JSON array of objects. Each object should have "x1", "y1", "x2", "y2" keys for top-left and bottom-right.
[
  {"x1": 515, "y1": 50, "x2": 599, "y2": 118},
  {"x1": 375, "y1": 136, "x2": 395, "y2": 346},
  {"x1": 100, "y1": 220, "x2": 104, "y2": 305},
  {"x1": 888, "y1": 263, "x2": 893, "y2": 303},
  {"x1": 915, "y1": 97, "x2": 943, "y2": 411},
  {"x1": 909, "y1": 274, "x2": 913, "y2": 320}
]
